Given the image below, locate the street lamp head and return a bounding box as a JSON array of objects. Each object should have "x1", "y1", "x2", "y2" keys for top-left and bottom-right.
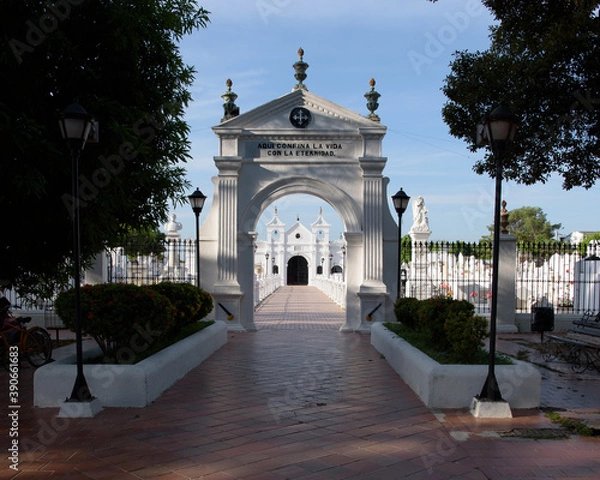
[
  {"x1": 478, "y1": 103, "x2": 519, "y2": 148},
  {"x1": 188, "y1": 188, "x2": 207, "y2": 215},
  {"x1": 59, "y1": 102, "x2": 94, "y2": 150},
  {"x1": 392, "y1": 188, "x2": 410, "y2": 216}
]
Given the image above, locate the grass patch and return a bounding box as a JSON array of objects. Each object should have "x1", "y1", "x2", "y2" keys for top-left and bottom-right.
[
  {"x1": 86, "y1": 320, "x2": 214, "y2": 364},
  {"x1": 515, "y1": 349, "x2": 531, "y2": 361},
  {"x1": 384, "y1": 323, "x2": 512, "y2": 365},
  {"x1": 545, "y1": 410, "x2": 597, "y2": 437}
]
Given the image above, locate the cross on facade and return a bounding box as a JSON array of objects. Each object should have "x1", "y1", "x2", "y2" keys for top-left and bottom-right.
[{"x1": 293, "y1": 109, "x2": 309, "y2": 126}]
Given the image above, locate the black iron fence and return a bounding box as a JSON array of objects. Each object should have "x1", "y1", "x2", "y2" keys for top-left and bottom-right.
[
  {"x1": 3, "y1": 239, "x2": 599, "y2": 318},
  {"x1": 406, "y1": 241, "x2": 600, "y2": 315},
  {"x1": 515, "y1": 242, "x2": 600, "y2": 314},
  {"x1": 107, "y1": 239, "x2": 198, "y2": 285},
  {"x1": 406, "y1": 242, "x2": 493, "y2": 314}
]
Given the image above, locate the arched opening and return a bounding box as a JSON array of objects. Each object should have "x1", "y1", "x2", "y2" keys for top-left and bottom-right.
[{"x1": 287, "y1": 256, "x2": 309, "y2": 285}]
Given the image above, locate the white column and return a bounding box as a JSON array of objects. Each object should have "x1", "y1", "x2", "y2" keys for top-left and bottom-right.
[
  {"x1": 214, "y1": 158, "x2": 242, "y2": 285},
  {"x1": 359, "y1": 158, "x2": 387, "y2": 288},
  {"x1": 340, "y1": 232, "x2": 363, "y2": 331},
  {"x1": 212, "y1": 157, "x2": 245, "y2": 330}
]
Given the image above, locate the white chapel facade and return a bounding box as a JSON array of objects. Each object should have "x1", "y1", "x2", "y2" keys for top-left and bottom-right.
[
  {"x1": 254, "y1": 207, "x2": 346, "y2": 285},
  {"x1": 197, "y1": 49, "x2": 401, "y2": 331}
]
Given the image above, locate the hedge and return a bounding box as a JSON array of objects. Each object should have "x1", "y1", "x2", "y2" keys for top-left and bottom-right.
[
  {"x1": 54, "y1": 282, "x2": 214, "y2": 361},
  {"x1": 394, "y1": 297, "x2": 488, "y2": 364}
]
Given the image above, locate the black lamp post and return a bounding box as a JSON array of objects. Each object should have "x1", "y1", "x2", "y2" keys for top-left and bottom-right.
[
  {"x1": 392, "y1": 188, "x2": 411, "y2": 299},
  {"x1": 59, "y1": 101, "x2": 95, "y2": 403},
  {"x1": 188, "y1": 188, "x2": 207, "y2": 288},
  {"x1": 477, "y1": 103, "x2": 518, "y2": 402}
]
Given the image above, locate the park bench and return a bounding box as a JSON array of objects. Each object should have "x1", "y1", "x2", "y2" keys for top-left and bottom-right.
[{"x1": 542, "y1": 311, "x2": 600, "y2": 373}]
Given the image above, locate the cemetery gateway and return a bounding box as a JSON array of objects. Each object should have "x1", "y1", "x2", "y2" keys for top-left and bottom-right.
[{"x1": 197, "y1": 50, "x2": 401, "y2": 331}]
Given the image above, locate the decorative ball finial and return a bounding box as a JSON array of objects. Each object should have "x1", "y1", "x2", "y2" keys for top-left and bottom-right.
[
  {"x1": 221, "y1": 78, "x2": 239, "y2": 122},
  {"x1": 292, "y1": 47, "x2": 309, "y2": 91},
  {"x1": 364, "y1": 78, "x2": 381, "y2": 122}
]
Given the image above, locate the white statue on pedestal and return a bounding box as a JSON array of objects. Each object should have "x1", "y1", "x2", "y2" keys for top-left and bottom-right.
[{"x1": 409, "y1": 196, "x2": 431, "y2": 234}]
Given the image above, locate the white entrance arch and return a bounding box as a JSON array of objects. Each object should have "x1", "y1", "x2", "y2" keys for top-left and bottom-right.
[{"x1": 198, "y1": 74, "x2": 400, "y2": 332}]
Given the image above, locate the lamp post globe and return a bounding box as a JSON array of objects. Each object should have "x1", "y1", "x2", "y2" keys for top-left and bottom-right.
[{"x1": 59, "y1": 102, "x2": 94, "y2": 148}]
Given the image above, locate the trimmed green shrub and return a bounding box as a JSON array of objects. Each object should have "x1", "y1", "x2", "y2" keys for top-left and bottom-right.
[
  {"x1": 444, "y1": 309, "x2": 488, "y2": 364},
  {"x1": 196, "y1": 288, "x2": 213, "y2": 321},
  {"x1": 392, "y1": 296, "x2": 489, "y2": 364},
  {"x1": 394, "y1": 297, "x2": 421, "y2": 330},
  {"x1": 147, "y1": 282, "x2": 203, "y2": 329},
  {"x1": 54, "y1": 283, "x2": 176, "y2": 359},
  {"x1": 418, "y1": 298, "x2": 454, "y2": 350}
]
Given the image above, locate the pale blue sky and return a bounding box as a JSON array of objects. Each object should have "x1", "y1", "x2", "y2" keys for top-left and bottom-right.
[{"x1": 170, "y1": 0, "x2": 598, "y2": 242}]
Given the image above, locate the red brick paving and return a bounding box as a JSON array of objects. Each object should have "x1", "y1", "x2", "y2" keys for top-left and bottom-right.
[{"x1": 1, "y1": 286, "x2": 599, "y2": 479}]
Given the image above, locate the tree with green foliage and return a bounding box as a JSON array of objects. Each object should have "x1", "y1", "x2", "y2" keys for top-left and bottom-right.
[
  {"x1": 579, "y1": 232, "x2": 600, "y2": 256},
  {"x1": 481, "y1": 206, "x2": 561, "y2": 243},
  {"x1": 0, "y1": 1, "x2": 209, "y2": 298},
  {"x1": 430, "y1": 0, "x2": 600, "y2": 190},
  {"x1": 582, "y1": 232, "x2": 600, "y2": 244},
  {"x1": 401, "y1": 234, "x2": 413, "y2": 264},
  {"x1": 116, "y1": 226, "x2": 167, "y2": 259}
]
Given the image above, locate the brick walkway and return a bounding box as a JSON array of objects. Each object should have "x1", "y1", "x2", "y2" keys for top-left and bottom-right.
[
  {"x1": 2, "y1": 286, "x2": 599, "y2": 479},
  {"x1": 255, "y1": 286, "x2": 344, "y2": 330}
]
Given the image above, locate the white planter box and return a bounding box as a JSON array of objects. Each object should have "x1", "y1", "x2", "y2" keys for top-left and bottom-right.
[
  {"x1": 371, "y1": 323, "x2": 541, "y2": 409},
  {"x1": 34, "y1": 321, "x2": 227, "y2": 408}
]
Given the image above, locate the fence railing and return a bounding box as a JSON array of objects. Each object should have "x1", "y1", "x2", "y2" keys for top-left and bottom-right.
[
  {"x1": 107, "y1": 239, "x2": 198, "y2": 285},
  {"x1": 407, "y1": 241, "x2": 600, "y2": 315},
  {"x1": 312, "y1": 274, "x2": 346, "y2": 308},
  {"x1": 515, "y1": 242, "x2": 600, "y2": 314},
  {"x1": 254, "y1": 275, "x2": 284, "y2": 306},
  {"x1": 408, "y1": 242, "x2": 493, "y2": 314},
  {"x1": 3, "y1": 239, "x2": 599, "y2": 319}
]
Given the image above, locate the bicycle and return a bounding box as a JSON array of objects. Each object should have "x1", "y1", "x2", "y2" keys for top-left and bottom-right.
[{"x1": 1, "y1": 298, "x2": 53, "y2": 369}]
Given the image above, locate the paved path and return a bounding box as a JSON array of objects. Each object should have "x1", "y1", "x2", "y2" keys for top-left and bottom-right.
[
  {"x1": 497, "y1": 332, "x2": 600, "y2": 410},
  {"x1": 255, "y1": 286, "x2": 344, "y2": 330},
  {"x1": 2, "y1": 286, "x2": 599, "y2": 479}
]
